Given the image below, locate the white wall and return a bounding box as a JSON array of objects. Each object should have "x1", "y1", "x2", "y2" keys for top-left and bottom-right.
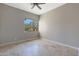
[
  {"x1": 39, "y1": 3, "x2": 79, "y2": 48},
  {"x1": 0, "y1": 4, "x2": 39, "y2": 44}
]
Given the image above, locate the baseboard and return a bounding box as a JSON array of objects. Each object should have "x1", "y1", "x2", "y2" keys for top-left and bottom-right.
[
  {"x1": 0, "y1": 37, "x2": 38, "y2": 47},
  {"x1": 42, "y1": 38, "x2": 78, "y2": 50},
  {"x1": 78, "y1": 48, "x2": 79, "y2": 56}
]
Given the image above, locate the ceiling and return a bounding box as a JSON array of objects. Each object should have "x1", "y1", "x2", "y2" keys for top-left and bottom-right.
[{"x1": 4, "y1": 3, "x2": 65, "y2": 15}]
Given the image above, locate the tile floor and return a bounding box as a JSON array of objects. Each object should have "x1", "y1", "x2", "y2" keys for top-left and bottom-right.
[{"x1": 0, "y1": 39, "x2": 78, "y2": 56}]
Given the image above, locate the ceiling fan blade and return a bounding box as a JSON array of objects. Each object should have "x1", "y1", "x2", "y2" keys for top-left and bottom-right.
[
  {"x1": 37, "y1": 3, "x2": 45, "y2": 5},
  {"x1": 36, "y1": 5, "x2": 42, "y2": 9},
  {"x1": 31, "y1": 4, "x2": 35, "y2": 9}
]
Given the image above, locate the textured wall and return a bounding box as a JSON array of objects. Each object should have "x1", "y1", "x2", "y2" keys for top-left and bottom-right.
[
  {"x1": 39, "y1": 3, "x2": 79, "y2": 48},
  {"x1": 0, "y1": 4, "x2": 39, "y2": 44}
]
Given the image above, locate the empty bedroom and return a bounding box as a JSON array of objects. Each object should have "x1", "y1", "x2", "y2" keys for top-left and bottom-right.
[{"x1": 0, "y1": 3, "x2": 79, "y2": 56}]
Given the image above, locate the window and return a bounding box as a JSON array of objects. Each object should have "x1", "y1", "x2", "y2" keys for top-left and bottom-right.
[{"x1": 24, "y1": 18, "x2": 38, "y2": 32}]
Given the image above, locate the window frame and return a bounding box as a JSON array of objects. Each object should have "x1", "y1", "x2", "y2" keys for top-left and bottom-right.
[{"x1": 24, "y1": 18, "x2": 38, "y2": 32}]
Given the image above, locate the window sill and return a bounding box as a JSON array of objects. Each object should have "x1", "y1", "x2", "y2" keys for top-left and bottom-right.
[{"x1": 24, "y1": 31, "x2": 38, "y2": 33}]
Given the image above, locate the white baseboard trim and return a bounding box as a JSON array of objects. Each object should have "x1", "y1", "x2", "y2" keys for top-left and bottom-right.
[
  {"x1": 42, "y1": 38, "x2": 79, "y2": 56},
  {"x1": 0, "y1": 37, "x2": 38, "y2": 46},
  {"x1": 42, "y1": 38, "x2": 78, "y2": 50},
  {"x1": 78, "y1": 48, "x2": 79, "y2": 56}
]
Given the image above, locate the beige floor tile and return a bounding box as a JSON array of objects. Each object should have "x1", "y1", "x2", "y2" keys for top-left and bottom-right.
[{"x1": 0, "y1": 39, "x2": 78, "y2": 56}]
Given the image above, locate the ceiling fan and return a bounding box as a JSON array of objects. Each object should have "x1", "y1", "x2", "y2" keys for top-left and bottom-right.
[{"x1": 31, "y1": 3, "x2": 45, "y2": 10}]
